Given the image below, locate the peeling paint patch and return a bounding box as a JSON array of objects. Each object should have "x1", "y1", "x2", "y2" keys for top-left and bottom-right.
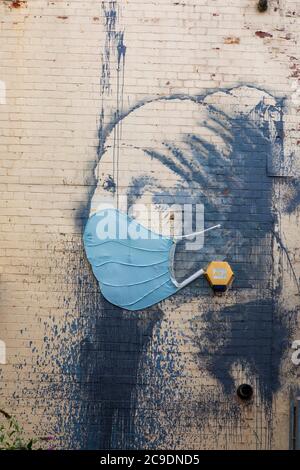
[
  {"x1": 6, "y1": 0, "x2": 27, "y2": 8},
  {"x1": 0, "y1": 80, "x2": 6, "y2": 105},
  {"x1": 86, "y1": 86, "x2": 296, "y2": 448},
  {"x1": 255, "y1": 31, "x2": 273, "y2": 38},
  {"x1": 224, "y1": 37, "x2": 240, "y2": 44}
]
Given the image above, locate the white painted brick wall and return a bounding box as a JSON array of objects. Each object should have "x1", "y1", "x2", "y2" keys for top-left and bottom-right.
[{"x1": 0, "y1": 0, "x2": 299, "y2": 450}]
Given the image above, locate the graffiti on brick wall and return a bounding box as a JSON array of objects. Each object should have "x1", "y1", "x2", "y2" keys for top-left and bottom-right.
[
  {"x1": 64, "y1": 1, "x2": 300, "y2": 450},
  {"x1": 74, "y1": 83, "x2": 300, "y2": 449},
  {"x1": 44, "y1": 1, "x2": 300, "y2": 450},
  {"x1": 292, "y1": 341, "x2": 300, "y2": 366}
]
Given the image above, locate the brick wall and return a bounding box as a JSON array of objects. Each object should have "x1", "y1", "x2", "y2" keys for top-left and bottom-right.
[{"x1": 0, "y1": 0, "x2": 299, "y2": 449}]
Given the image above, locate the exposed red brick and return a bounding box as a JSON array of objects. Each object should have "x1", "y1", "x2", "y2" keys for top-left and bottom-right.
[
  {"x1": 8, "y1": 0, "x2": 27, "y2": 8},
  {"x1": 255, "y1": 31, "x2": 273, "y2": 38}
]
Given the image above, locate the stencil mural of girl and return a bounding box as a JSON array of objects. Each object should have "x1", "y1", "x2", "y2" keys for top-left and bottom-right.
[{"x1": 78, "y1": 86, "x2": 299, "y2": 449}]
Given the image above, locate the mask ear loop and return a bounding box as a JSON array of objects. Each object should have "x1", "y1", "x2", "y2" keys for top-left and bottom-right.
[
  {"x1": 173, "y1": 224, "x2": 221, "y2": 241},
  {"x1": 170, "y1": 224, "x2": 221, "y2": 289}
]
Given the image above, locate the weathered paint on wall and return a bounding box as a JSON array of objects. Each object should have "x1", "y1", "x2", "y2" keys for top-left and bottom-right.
[{"x1": 0, "y1": 0, "x2": 299, "y2": 450}]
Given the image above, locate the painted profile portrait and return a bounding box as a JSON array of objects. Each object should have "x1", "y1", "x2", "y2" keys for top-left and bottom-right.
[{"x1": 79, "y1": 86, "x2": 299, "y2": 449}]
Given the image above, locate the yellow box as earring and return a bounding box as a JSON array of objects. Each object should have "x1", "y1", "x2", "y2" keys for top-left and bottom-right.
[{"x1": 205, "y1": 261, "x2": 234, "y2": 293}]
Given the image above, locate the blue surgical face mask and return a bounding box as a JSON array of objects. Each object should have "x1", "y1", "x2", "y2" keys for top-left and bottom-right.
[{"x1": 84, "y1": 208, "x2": 219, "y2": 311}]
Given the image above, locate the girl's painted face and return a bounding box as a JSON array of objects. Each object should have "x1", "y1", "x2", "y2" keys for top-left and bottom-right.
[{"x1": 89, "y1": 87, "x2": 284, "y2": 289}]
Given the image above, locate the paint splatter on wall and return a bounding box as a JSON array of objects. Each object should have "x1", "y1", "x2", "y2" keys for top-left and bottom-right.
[
  {"x1": 1, "y1": 0, "x2": 300, "y2": 451},
  {"x1": 72, "y1": 2, "x2": 300, "y2": 450}
]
